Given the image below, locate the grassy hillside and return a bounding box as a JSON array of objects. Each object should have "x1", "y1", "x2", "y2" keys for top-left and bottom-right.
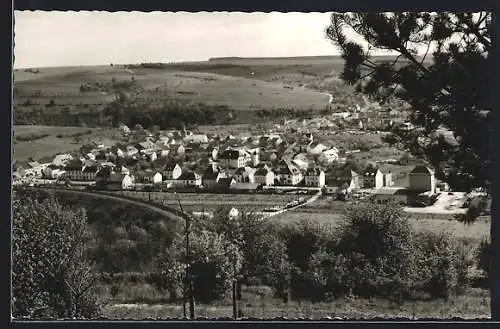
[
  {"x1": 13, "y1": 56, "x2": 410, "y2": 129},
  {"x1": 14, "y1": 62, "x2": 334, "y2": 113},
  {"x1": 13, "y1": 125, "x2": 121, "y2": 162}
]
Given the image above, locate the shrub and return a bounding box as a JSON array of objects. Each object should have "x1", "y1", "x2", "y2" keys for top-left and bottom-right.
[
  {"x1": 476, "y1": 238, "x2": 491, "y2": 278},
  {"x1": 335, "y1": 201, "x2": 419, "y2": 301},
  {"x1": 162, "y1": 230, "x2": 240, "y2": 303},
  {"x1": 12, "y1": 192, "x2": 101, "y2": 319},
  {"x1": 414, "y1": 231, "x2": 469, "y2": 299}
]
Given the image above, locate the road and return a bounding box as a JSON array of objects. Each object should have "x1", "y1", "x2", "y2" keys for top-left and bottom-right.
[
  {"x1": 261, "y1": 190, "x2": 322, "y2": 219},
  {"x1": 24, "y1": 186, "x2": 187, "y2": 222}
]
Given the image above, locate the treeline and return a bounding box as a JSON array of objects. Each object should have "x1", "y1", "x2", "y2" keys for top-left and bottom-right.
[
  {"x1": 15, "y1": 132, "x2": 49, "y2": 142},
  {"x1": 14, "y1": 110, "x2": 103, "y2": 127},
  {"x1": 256, "y1": 108, "x2": 316, "y2": 120},
  {"x1": 102, "y1": 101, "x2": 229, "y2": 130}
]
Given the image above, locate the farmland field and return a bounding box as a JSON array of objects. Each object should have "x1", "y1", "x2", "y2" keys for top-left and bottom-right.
[
  {"x1": 14, "y1": 62, "x2": 335, "y2": 113},
  {"x1": 13, "y1": 125, "x2": 122, "y2": 162},
  {"x1": 112, "y1": 191, "x2": 300, "y2": 213}
]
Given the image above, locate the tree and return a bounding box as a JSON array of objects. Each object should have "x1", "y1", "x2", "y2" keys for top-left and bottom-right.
[
  {"x1": 206, "y1": 207, "x2": 291, "y2": 315},
  {"x1": 12, "y1": 190, "x2": 101, "y2": 319},
  {"x1": 326, "y1": 12, "x2": 491, "y2": 192},
  {"x1": 337, "y1": 201, "x2": 420, "y2": 300}
]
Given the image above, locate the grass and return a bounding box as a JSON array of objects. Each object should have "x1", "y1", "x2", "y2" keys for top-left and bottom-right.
[
  {"x1": 270, "y1": 208, "x2": 490, "y2": 244},
  {"x1": 100, "y1": 285, "x2": 490, "y2": 320},
  {"x1": 14, "y1": 64, "x2": 334, "y2": 113},
  {"x1": 13, "y1": 125, "x2": 122, "y2": 162},
  {"x1": 112, "y1": 191, "x2": 300, "y2": 213}
]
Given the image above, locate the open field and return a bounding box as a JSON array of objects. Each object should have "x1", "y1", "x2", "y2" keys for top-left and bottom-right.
[
  {"x1": 270, "y1": 209, "x2": 490, "y2": 243},
  {"x1": 13, "y1": 125, "x2": 122, "y2": 162},
  {"x1": 112, "y1": 191, "x2": 300, "y2": 213},
  {"x1": 14, "y1": 63, "x2": 333, "y2": 112},
  {"x1": 101, "y1": 285, "x2": 489, "y2": 319}
]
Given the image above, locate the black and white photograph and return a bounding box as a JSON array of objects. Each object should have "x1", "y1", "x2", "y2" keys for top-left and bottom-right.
[{"x1": 11, "y1": 10, "x2": 495, "y2": 320}]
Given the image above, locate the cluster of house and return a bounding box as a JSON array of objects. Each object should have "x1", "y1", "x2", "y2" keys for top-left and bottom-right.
[{"x1": 13, "y1": 122, "x2": 442, "y2": 206}]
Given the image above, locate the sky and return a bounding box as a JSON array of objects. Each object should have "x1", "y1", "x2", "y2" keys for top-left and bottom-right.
[{"x1": 14, "y1": 11, "x2": 355, "y2": 68}]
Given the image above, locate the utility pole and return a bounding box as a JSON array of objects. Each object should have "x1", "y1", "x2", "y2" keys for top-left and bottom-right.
[{"x1": 175, "y1": 191, "x2": 195, "y2": 319}]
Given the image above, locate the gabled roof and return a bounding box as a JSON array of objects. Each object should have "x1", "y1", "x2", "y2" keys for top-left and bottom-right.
[
  {"x1": 163, "y1": 163, "x2": 180, "y2": 171},
  {"x1": 28, "y1": 161, "x2": 41, "y2": 168},
  {"x1": 410, "y1": 165, "x2": 434, "y2": 175},
  {"x1": 178, "y1": 171, "x2": 201, "y2": 180},
  {"x1": 218, "y1": 177, "x2": 235, "y2": 186},
  {"x1": 144, "y1": 170, "x2": 161, "y2": 177},
  {"x1": 305, "y1": 167, "x2": 324, "y2": 176},
  {"x1": 234, "y1": 166, "x2": 255, "y2": 175},
  {"x1": 137, "y1": 141, "x2": 155, "y2": 150},
  {"x1": 96, "y1": 166, "x2": 112, "y2": 177},
  {"x1": 65, "y1": 160, "x2": 84, "y2": 171},
  {"x1": 363, "y1": 166, "x2": 380, "y2": 176},
  {"x1": 83, "y1": 165, "x2": 99, "y2": 173},
  {"x1": 255, "y1": 168, "x2": 271, "y2": 176},
  {"x1": 278, "y1": 160, "x2": 301, "y2": 175}
]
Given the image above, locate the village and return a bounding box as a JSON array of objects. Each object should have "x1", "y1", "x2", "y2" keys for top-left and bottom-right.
[{"x1": 12, "y1": 108, "x2": 474, "y2": 216}]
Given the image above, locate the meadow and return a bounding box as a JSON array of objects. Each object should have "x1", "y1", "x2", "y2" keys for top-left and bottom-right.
[
  {"x1": 13, "y1": 125, "x2": 121, "y2": 162},
  {"x1": 270, "y1": 208, "x2": 490, "y2": 244},
  {"x1": 13, "y1": 58, "x2": 340, "y2": 114},
  {"x1": 111, "y1": 191, "x2": 300, "y2": 213},
  {"x1": 101, "y1": 286, "x2": 489, "y2": 320}
]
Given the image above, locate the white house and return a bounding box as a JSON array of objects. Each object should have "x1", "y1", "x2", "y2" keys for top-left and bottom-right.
[
  {"x1": 178, "y1": 171, "x2": 202, "y2": 187},
  {"x1": 126, "y1": 146, "x2": 139, "y2": 157},
  {"x1": 254, "y1": 168, "x2": 275, "y2": 186},
  {"x1": 307, "y1": 143, "x2": 328, "y2": 156},
  {"x1": 362, "y1": 167, "x2": 384, "y2": 189},
  {"x1": 136, "y1": 141, "x2": 156, "y2": 153},
  {"x1": 82, "y1": 165, "x2": 99, "y2": 181},
  {"x1": 143, "y1": 171, "x2": 163, "y2": 184},
  {"x1": 143, "y1": 150, "x2": 157, "y2": 162},
  {"x1": 318, "y1": 148, "x2": 339, "y2": 165},
  {"x1": 23, "y1": 161, "x2": 45, "y2": 178},
  {"x1": 158, "y1": 149, "x2": 170, "y2": 158},
  {"x1": 233, "y1": 167, "x2": 256, "y2": 184},
  {"x1": 43, "y1": 164, "x2": 65, "y2": 179},
  {"x1": 202, "y1": 165, "x2": 226, "y2": 190},
  {"x1": 219, "y1": 149, "x2": 252, "y2": 169},
  {"x1": 177, "y1": 145, "x2": 186, "y2": 155},
  {"x1": 244, "y1": 147, "x2": 260, "y2": 166},
  {"x1": 64, "y1": 160, "x2": 85, "y2": 181},
  {"x1": 277, "y1": 161, "x2": 303, "y2": 186},
  {"x1": 162, "y1": 163, "x2": 182, "y2": 180},
  {"x1": 211, "y1": 147, "x2": 219, "y2": 161},
  {"x1": 107, "y1": 173, "x2": 134, "y2": 190},
  {"x1": 118, "y1": 123, "x2": 131, "y2": 136},
  {"x1": 183, "y1": 134, "x2": 209, "y2": 144},
  {"x1": 304, "y1": 168, "x2": 326, "y2": 187},
  {"x1": 52, "y1": 154, "x2": 74, "y2": 167},
  {"x1": 115, "y1": 147, "x2": 126, "y2": 158}
]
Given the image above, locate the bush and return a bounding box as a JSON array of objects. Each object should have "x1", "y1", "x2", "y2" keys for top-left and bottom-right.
[
  {"x1": 162, "y1": 230, "x2": 240, "y2": 303},
  {"x1": 335, "y1": 202, "x2": 418, "y2": 301},
  {"x1": 414, "y1": 231, "x2": 469, "y2": 299},
  {"x1": 12, "y1": 192, "x2": 101, "y2": 319},
  {"x1": 476, "y1": 238, "x2": 491, "y2": 278}
]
